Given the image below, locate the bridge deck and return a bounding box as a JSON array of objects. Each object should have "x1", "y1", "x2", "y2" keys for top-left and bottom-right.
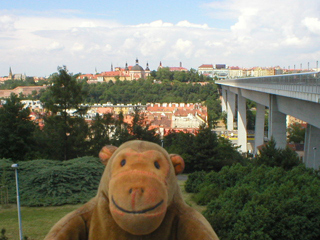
[{"x1": 216, "y1": 72, "x2": 320, "y2": 103}]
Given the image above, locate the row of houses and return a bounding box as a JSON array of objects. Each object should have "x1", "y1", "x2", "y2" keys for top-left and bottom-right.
[
  {"x1": 14, "y1": 100, "x2": 207, "y2": 137},
  {"x1": 197, "y1": 64, "x2": 318, "y2": 79}
]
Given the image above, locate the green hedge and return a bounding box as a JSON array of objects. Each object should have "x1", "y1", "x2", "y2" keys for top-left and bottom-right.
[
  {"x1": 186, "y1": 164, "x2": 320, "y2": 239},
  {"x1": 0, "y1": 157, "x2": 104, "y2": 206}
]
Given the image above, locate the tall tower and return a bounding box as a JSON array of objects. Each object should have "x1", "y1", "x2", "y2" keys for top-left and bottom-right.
[{"x1": 9, "y1": 67, "x2": 13, "y2": 80}]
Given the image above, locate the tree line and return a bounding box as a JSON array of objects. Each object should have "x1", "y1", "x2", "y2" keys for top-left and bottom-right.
[
  {"x1": 185, "y1": 139, "x2": 318, "y2": 239},
  {"x1": 0, "y1": 67, "x2": 231, "y2": 168}
]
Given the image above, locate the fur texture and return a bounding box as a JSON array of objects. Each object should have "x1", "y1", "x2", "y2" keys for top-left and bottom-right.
[{"x1": 45, "y1": 140, "x2": 219, "y2": 240}]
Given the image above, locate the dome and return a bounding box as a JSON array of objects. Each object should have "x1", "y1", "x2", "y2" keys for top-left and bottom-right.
[{"x1": 131, "y1": 59, "x2": 144, "y2": 71}]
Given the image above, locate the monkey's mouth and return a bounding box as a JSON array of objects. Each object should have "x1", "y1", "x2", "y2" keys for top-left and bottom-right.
[{"x1": 112, "y1": 196, "x2": 164, "y2": 214}]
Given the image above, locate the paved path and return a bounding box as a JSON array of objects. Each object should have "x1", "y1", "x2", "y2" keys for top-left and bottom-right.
[{"x1": 177, "y1": 175, "x2": 188, "y2": 181}]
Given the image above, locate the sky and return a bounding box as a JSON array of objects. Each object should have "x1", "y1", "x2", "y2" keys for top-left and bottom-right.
[{"x1": 1, "y1": 0, "x2": 320, "y2": 76}]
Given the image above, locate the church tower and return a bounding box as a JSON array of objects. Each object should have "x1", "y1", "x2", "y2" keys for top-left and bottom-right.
[
  {"x1": 9, "y1": 67, "x2": 13, "y2": 80},
  {"x1": 145, "y1": 62, "x2": 150, "y2": 77}
]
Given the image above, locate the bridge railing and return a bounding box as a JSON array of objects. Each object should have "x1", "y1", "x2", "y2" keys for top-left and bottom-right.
[{"x1": 216, "y1": 72, "x2": 320, "y2": 94}]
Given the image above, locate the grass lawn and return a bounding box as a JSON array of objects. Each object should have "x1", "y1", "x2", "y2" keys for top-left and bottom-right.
[
  {"x1": 0, "y1": 204, "x2": 81, "y2": 239},
  {"x1": 1, "y1": 175, "x2": 204, "y2": 239}
]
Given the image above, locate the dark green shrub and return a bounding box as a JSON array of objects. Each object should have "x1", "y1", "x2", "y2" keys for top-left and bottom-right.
[
  {"x1": 0, "y1": 157, "x2": 104, "y2": 206},
  {"x1": 189, "y1": 164, "x2": 255, "y2": 206},
  {"x1": 165, "y1": 127, "x2": 245, "y2": 173},
  {"x1": 184, "y1": 171, "x2": 206, "y2": 193},
  {"x1": 192, "y1": 183, "x2": 223, "y2": 206},
  {"x1": 202, "y1": 164, "x2": 320, "y2": 240},
  {"x1": 254, "y1": 138, "x2": 301, "y2": 170}
]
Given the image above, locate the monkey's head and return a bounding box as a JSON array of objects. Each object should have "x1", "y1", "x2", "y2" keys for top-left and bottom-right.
[{"x1": 98, "y1": 140, "x2": 185, "y2": 235}]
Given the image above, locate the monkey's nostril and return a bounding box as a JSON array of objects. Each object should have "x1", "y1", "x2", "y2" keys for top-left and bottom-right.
[{"x1": 129, "y1": 188, "x2": 145, "y2": 194}]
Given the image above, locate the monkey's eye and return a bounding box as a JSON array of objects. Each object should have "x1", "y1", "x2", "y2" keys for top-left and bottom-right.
[
  {"x1": 120, "y1": 159, "x2": 126, "y2": 167},
  {"x1": 154, "y1": 161, "x2": 160, "y2": 169}
]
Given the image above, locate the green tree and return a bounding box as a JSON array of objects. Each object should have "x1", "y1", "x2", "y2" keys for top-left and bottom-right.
[
  {"x1": 129, "y1": 109, "x2": 161, "y2": 144},
  {"x1": 173, "y1": 71, "x2": 187, "y2": 82},
  {"x1": 164, "y1": 130, "x2": 195, "y2": 169},
  {"x1": 164, "y1": 126, "x2": 243, "y2": 173},
  {"x1": 246, "y1": 108, "x2": 256, "y2": 130},
  {"x1": 39, "y1": 67, "x2": 89, "y2": 160},
  {"x1": 111, "y1": 111, "x2": 132, "y2": 146},
  {"x1": 156, "y1": 67, "x2": 173, "y2": 81},
  {"x1": 191, "y1": 126, "x2": 242, "y2": 172},
  {"x1": 0, "y1": 94, "x2": 37, "y2": 160},
  {"x1": 287, "y1": 122, "x2": 305, "y2": 143},
  {"x1": 41, "y1": 66, "x2": 87, "y2": 114},
  {"x1": 206, "y1": 95, "x2": 221, "y2": 128},
  {"x1": 89, "y1": 113, "x2": 115, "y2": 155},
  {"x1": 254, "y1": 137, "x2": 301, "y2": 170}
]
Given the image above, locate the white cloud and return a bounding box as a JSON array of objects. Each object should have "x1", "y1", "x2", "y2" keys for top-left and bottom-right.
[
  {"x1": 72, "y1": 42, "x2": 85, "y2": 52},
  {"x1": 136, "y1": 20, "x2": 174, "y2": 28},
  {"x1": 303, "y1": 17, "x2": 320, "y2": 34},
  {"x1": 174, "y1": 39, "x2": 193, "y2": 54},
  {"x1": 47, "y1": 41, "x2": 64, "y2": 51},
  {"x1": 176, "y1": 21, "x2": 209, "y2": 29},
  {"x1": 1, "y1": 1, "x2": 320, "y2": 76},
  {"x1": 104, "y1": 44, "x2": 112, "y2": 52},
  {"x1": 0, "y1": 15, "x2": 15, "y2": 32}
]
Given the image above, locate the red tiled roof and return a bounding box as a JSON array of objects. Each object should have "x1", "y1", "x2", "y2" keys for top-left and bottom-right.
[
  {"x1": 96, "y1": 107, "x2": 113, "y2": 114},
  {"x1": 77, "y1": 74, "x2": 97, "y2": 80},
  {"x1": 169, "y1": 67, "x2": 188, "y2": 71},
  {"x1": 229, "y1": 66, "x2": 240, "y2": 70},
  {"x1": 98, "y1": 71, "x2": 130, "y2": 77},
  {"x1": 198, "y1": 64, "x2": 213, "y2": 68}
]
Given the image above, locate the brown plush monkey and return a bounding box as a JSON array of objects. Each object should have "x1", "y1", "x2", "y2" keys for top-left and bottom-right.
[{"x1": 45, "y1": 140, "x2": 219, "y2": 240}]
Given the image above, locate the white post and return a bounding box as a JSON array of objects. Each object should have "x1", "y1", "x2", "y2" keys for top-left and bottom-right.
[{"x1": 11, "y1": 164, "x2": 23, "y2": 240}]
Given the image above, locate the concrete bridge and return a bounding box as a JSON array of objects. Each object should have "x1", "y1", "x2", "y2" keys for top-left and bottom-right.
[{"x1": 216, "y1": 72, "x2": 320, "y2": 169}]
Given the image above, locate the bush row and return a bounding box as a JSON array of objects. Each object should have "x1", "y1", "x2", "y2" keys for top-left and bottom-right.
[
  {"x1": 185, "y1": 164, "x2": 320, "y2": 240},
  {"x1": 0, "y1": 157, "x2": 104, "y2": 206}
]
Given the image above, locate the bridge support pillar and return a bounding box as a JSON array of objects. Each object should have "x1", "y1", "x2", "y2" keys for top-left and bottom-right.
[
  {"x1": 221, "y1": 88, "x2": 227, "y2": 112},
  {"x1": 227, "y1": 91, "x2": 236, "y2": 131},
  {"x1": 254, "y1": 103, "x2": 265, "y2": 154},
  {"x1": 269, "y1": 95, "x2": 287, "y2": 149},
  {"x1": 238, "y1": 91, "x2": 247, "y2": 153},
  {"x1": 304, "y1": 124, "x2": 320, "y2": 169}
]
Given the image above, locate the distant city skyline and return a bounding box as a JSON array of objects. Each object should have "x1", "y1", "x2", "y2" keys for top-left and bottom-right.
[{"x1": 1, "y1": 0, "x2": 320, "y2": 76}]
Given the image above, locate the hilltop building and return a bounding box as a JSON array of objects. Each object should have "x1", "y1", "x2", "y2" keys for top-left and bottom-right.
[
  {"x1": 158, "y1": 62, "x2": 188, "y2": 72},
  {"x1": 198, "y1": 64, "x2": 287, "y2": 79},
  {"x1": 77, "y1": 59, "x2": 150, "y2": 83},
  {"x1": 198, "y1": 64, "x2": 228, "y2": 79},
  {"x1": 0, "y1": 67, "x2": 27, "y2": 82}
]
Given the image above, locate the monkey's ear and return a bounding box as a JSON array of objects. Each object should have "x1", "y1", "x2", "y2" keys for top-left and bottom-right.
[
  {"x1": 99, "y1": 145, "x2": 118, "y2": 165},
  {"x1": 169, "y1": 154, "x2": 185, "y2": 175}
]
